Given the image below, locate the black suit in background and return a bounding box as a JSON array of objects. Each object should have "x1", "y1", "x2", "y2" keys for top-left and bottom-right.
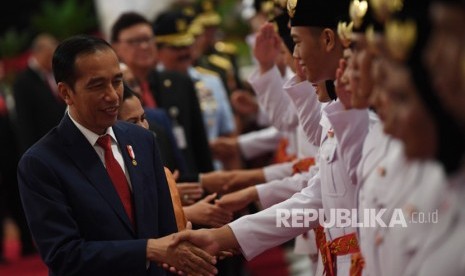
[
  {"x1": 13, "y1": 67, "x2": 66, "y2": 154},
  {"x1": 9, "y1": 66, "x2": 66, "y2": 256},
  {"x1": 0, "y1": 95, "x2": 16, "y2": 261},
  {"x1": 148, "y1": 69, "x2": 214, "y2": 177},
  {"x1": 0, "y1": 92, "x2": 35, "y2": 257}
]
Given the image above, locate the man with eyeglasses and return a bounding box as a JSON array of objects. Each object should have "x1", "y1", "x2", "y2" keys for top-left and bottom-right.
[{"x1": 112, "y1": 12, "x2": 214, "y2": 181}]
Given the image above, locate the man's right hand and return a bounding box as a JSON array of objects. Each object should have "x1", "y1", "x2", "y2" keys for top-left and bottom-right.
[
  {"x1": 201, "y1": 169, "x2": 265, "y2": 195},
  {"x1": 335, "y1": 57, "x2": 353, "y2": 109},
  {"x1": 215, "y1": 186, "x2": 258, "y2": 213},
  {"x1": 254, "y1": 23, "x2": 282, "y2": 74},
  {"x1": 177, "y1": 182, "x2": 204, "y2": 206},
  {"x1": 147, "y1": 234, "x2": 218, "y2": 276},
  {"x1": 183, "y1": 193, "x2": 233, "y2": 228},
  {"x1": 209, "y1": 136, "x2": 240, "y2": 161}
]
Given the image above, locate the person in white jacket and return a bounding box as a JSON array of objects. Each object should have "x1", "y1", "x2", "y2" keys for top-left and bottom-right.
[{"x1": 169, "y1": 2, "x2": 375, "y2": 276}]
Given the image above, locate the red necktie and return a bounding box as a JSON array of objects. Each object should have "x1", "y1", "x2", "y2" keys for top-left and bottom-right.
[{"x1": 96, "y1": 135, "x2": 135, "y2": 228}]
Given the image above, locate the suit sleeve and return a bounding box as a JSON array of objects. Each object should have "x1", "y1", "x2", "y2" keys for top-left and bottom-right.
[{"x1": 18, "y1": 153, "x2": 149, "y2": 276}]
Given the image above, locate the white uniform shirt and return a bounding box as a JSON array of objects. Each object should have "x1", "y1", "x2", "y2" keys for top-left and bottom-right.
[
  {"x1": 344, "y1": 117, "x2": 447, "y2": 276},
  {"x1": 404, "y1": 172, "x2": 465, "y2": 276},
  {"x1": 248, "y1": 65, "x2": 319, "y2": 159},
  {"x1": 229, "y1": 171, "x2": 323, "y2": 260},
  {"x1": 292, "y1": 97, "x2": 369, "y2": 276},
  {"x1": 249, "y1": 65, "x2": 320, "y2": 257}
]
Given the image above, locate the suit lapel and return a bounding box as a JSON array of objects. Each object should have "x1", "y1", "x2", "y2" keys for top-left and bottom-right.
[
  {"x1": 57, "y1": 115, "x2": 135, "y2": 235},
  {"x1": 113, "y1": 124, "x2": 146, "y2": 237}
]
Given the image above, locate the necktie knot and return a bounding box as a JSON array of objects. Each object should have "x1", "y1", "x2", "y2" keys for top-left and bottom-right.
[{"x1": 97, "y1": 134, "x2": 112, "y2": 151}]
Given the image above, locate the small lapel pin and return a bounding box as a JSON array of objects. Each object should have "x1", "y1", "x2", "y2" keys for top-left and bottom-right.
[{"x1": 127, "y1": 145, "x2": 137, "y2": 166}]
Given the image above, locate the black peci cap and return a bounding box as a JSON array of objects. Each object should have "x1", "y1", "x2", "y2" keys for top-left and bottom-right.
[
  {"x1": 273, "y1": 11, "x2": 295, "y2": 53},
  {"x1": 288, "y1": 0, "x2": 351, "y2": 29}
]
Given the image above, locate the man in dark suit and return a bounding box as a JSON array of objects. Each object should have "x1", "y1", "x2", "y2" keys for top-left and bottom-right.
[
  {"x1": 111, "y1": 12, "x2": 214, "y2": 180},
  {"x1": 0, "y1": 89, "x2": 20, "y2": 263},
  {"x1": 13, "y1": 33, "x2": 67, "y2": 154},
  {"x1": 12, "y1": 34, "x2": 66, "y2": 256},
  {"x1": 17, "y1": 35, "x2": 217, "y2": 276}
]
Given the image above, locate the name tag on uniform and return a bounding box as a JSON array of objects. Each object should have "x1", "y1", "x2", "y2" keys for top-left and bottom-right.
[{"x1": 173, "y1": 125, "x2": 187, "y2": 149}]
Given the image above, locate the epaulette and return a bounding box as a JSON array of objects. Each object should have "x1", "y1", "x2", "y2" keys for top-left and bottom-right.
[
  {"x1": 207, "y1": 54, "x2": 233, "y2": 71},
  {"x1": 195, "y1": 66, "x2": 220, "y2": 77},
  {"x1": 214, "y1": 41, "x2": 237, "y2": 55}
]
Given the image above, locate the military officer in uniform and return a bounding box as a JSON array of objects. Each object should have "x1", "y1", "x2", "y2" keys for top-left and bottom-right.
[
  {"x1": 152, "y1": 10, "x2": 237, "y2": 170},
  {"x1": 152, "y1": 10, "x2": 236, "y2": 142},
  {"x1": 193, "y1": 0, "x2": 244, "y2": 94}
]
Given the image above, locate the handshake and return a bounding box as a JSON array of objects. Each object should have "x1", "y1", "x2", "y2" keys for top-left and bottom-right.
[{"x1": 148, "y1": 222, "x2": 238, "y2": 276}]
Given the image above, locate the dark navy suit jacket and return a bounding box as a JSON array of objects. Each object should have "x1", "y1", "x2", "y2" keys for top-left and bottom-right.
[{"x1": 18, "y1": 114, "x2": 177, "y2": 276}]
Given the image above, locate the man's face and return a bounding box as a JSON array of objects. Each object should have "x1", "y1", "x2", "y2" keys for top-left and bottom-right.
[
  {"x1": 119, "y1": 96, "x2": 149, "y2": 129},
  {"x1": 41, "y1": 39, "x2": 58, "y2": 72},
  {"x1": 191, "y1": 34, "x2": 206, "y2": 61},
  {"x1": 370, "y1": 57, "x2": 390, "y2": 123},
  {"x1": 349, "y1": 35, "x2": 374, "y2": 109},
  {"x1": 113, "y1": 23, "x2": 157, "y2": 71},
  {"x1": 380, "y1": 59, "x2": 437, "y2": 159},
  {"x1": 158, "y1": 45, "x2": 192, "y2": 73},
  {"x1": 60, "y1": 49, "x2": 123, "y2": 135},
  {"x1": 425, "y1": 3, "x2": 465, "y2": 125},
  {"x1": 291, "y1": 26, "x2": 327, "y2": 83},
  {"x1": 121, "y1": 67, "x2": 142, "y2": 96},
  {"x1": 291, "y1": 26, "x2": 342, "y2": 84}
]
